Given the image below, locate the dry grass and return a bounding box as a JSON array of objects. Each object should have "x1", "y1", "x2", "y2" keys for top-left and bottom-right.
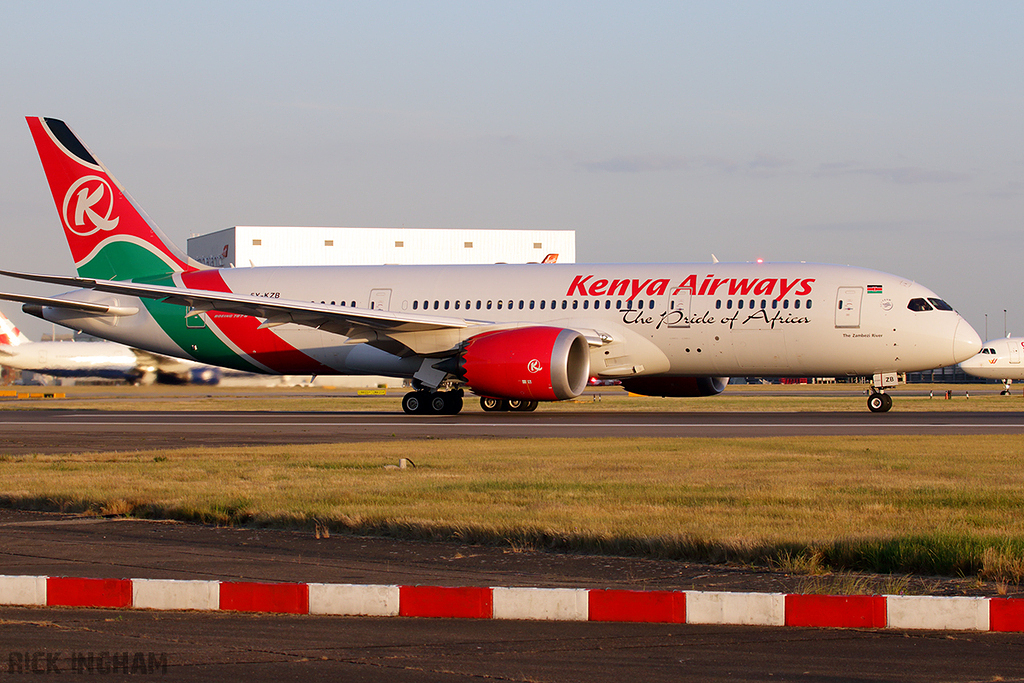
[{"x1": 3, "y1": 435, "x2": 1024, "y2": 576}]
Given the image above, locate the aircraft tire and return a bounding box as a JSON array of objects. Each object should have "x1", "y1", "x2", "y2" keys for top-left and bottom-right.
[
  {"x1": 402, "y1": 392, "x2": 427, "y2": 415},
  {"x1": 480, "y1": 397, "x2": 503, "y2": 412},
  {"x1": 867, "y1": 393, "x2": 891, "y2": 413},
  {"x1": 505, "y1": 399, "x2": 524, "y2": 411},
  {"x1": 520, "y1": 400, "x2": 539, "y2": 412}
]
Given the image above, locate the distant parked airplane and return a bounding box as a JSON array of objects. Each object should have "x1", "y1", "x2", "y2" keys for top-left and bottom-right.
[
  {"x1": 0, "y1": 117, "x2": 982, "y2": 413},
  {"x1": 0, "y1": 308, "x2": 141, "y2": 382},
  {"x1": 959, "y1": 336, "x2": 1024, "y2": 394}
]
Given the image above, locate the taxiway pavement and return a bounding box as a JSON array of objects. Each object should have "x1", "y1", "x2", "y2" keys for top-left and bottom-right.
[{"x1": 2, "y1": 409, "x2": 1024, "y2": 454}]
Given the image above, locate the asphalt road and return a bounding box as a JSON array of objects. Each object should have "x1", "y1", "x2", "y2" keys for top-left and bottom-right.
[{"x1": 1, "y1": 409, "x2": 1024, "y2": 454}]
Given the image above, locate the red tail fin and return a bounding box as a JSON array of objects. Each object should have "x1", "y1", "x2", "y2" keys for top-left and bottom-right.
[
  {"x1": 26, "y1": 117, "x2": 200, "y2": 281},
  {"x1": 0, "y1": 309, "x2": 32, "y2": 346}
]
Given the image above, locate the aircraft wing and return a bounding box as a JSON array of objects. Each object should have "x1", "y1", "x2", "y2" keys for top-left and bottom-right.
[{"x1": 0, "y1": 269, "x2": 487, "y2": 339}]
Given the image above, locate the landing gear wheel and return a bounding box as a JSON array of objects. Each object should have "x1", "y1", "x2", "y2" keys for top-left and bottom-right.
[
  {"x1": 480, "y1": 397, "x2": 502, "y2": 412},
  {"x1": 505, "y1": 399, "x2": 525, "y2": 411},
  {"x1": 402, "y1": 391, "x2": 427, "y2": 415},
  {"x1": 867, "y1": 392, "x2": 892, "y2": 413},
  {"x1": 429, "y1": 394, "x2": 448, "y2": 414},
  {"x1": 519, "y1": 400, "x2": 539, "y2": 412}
]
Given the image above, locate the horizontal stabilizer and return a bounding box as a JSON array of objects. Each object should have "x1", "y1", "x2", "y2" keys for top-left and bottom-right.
[{"x1": 0, "y1": 290, "x2": 139, "y2": 316}]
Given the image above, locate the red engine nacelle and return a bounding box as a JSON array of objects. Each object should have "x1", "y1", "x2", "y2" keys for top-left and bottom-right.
[
  {"x1": 460, "y1": 327, "x2": 590, "y2": 401},
  {"x1": 619, "y1": 376, "x2": 729, "y2": 397}
]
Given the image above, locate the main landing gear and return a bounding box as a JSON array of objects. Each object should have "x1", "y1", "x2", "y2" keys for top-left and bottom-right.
[
  {"x1": 867, "y1": 391, "x2": 893, "y2": 413},
  {"x1": 479, "y1": 397, "x2": 539, "y2": 412},
  {"x1": 402, "y1": 389, "x2": 464, "y2": 415}
]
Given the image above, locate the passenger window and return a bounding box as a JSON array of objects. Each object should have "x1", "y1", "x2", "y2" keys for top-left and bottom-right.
[
  {"x1": 716, "y1": 300, "x2": 721, "y2": 309},
  {"x1": 726, "y1": 300, "x2": 732, "y2": 309},
  {"x1": 497, "y1": 300, "x2": 503, "y2": 310},
  {"x1": 486, "y1": 300, "x2": 492, "y2": 310},
  {"x1": 783, "y1": 300, "x2": 789, "y2": 309},
  {"x1": 794, "y1": 300, "x2": 800, "y2": 309},
  {"x1": 928, "y1": 298, "x2": 953, "y2": 311},
  {"x1": 749, "y1": 300, "x2": 754, "y2": 309},
  {"x1": 412, "y1": 301, "x2": 418, "y2": 310},
  {"x1": 433, "y1": 301, "x2": 439, "y2": 310},
  {"x1": 806, "y1": 300, "x2": 812, "y2": 310},
  {"x1": 530, "y1": 300, "x2": 535, "y2": 309},
  {"x1": 907, "y1": 298, "x2": 933, "y2": 312},
  {"x1": 760, "y1": 300, "x2": 766, "y2": 309},
  {"x1": 454, "y1": 300, "x2": 460, "y2": 310},
  {"x1": 444, "y1": 301, "x2": 450, "y2": 310},
  {"x1": 540, "y1": 300, "x2": 545, "y2": 310},
  {"x1": 737, "y1": 300, "x2": 744, "y2": 309},
  {"x1": 616, "y1": 300, "x2": 622, "y2": 310},
  {"x1": 605, "y1": 300, "x2": 611, "y2": 309},
  {"x1": 772, "y1": 300, "x2": 778, "y2": 309},
  {"x1": 562, "y1": 300, "x2": 567, "y2": 310},
  {"x1": 572, "y1": 300, "x2": 578, "y2": 309},
  {"x1": 583, "y1": 300, "x2": 589, "y2": 310}
]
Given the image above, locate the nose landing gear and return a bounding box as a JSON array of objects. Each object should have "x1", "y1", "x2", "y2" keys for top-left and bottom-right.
[{"x1": 867, "y1": 391, "x2": 892, "y2": 413}]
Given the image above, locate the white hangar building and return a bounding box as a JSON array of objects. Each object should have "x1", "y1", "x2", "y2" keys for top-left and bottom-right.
[{"x1": 186, "y1": 227, "x2": 576, "y2": 268}]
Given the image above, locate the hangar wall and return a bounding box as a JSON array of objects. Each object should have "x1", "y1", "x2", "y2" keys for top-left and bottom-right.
[{"x1": 187, "y1": 227, "x2": 576, "y2": 268}]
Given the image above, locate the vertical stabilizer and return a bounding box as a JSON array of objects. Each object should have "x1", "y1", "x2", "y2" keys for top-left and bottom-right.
[
  {"x1": 26, "y1": 117, "x2": 203, "y2": 281},
  {"x1": 0, "y1": 309, "x2": 33, "y2": 346}
]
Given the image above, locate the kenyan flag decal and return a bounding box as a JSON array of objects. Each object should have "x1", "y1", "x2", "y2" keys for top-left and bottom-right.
[{"x1": 867, "y1": 284, "x2": 883, "y2": 294}]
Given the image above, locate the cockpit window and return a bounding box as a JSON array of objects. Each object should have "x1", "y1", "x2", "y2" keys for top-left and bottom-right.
[
  {"x1": 907, "y1": 298, "x2": 933, "y2": 312},
  {"x1": 928, "y1": 298, "x2": 953, "y2": 311}
]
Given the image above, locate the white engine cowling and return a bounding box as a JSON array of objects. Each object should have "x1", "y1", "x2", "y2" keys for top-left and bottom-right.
[{"x1": 460, "y1": 327, "x2": 590, "y2": 401}]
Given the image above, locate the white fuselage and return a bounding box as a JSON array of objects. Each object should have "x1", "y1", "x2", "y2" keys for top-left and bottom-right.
[
  {"x1": 959, "y1": 337, "x2": 1024, "y2": 381},
  {"x1": 47, "y1": 261, "x2": 980, "y2": 381},
  {"x1": 0, "y1": 341, "x2": 138, "y2": 380}
]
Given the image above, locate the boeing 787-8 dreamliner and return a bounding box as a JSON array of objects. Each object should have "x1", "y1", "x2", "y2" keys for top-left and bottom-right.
[{"x1": 0, "y1": 118, "x2": 981, "y2": 413}]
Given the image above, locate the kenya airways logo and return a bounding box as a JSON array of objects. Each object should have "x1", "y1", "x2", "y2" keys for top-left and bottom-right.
[
  {"x1": 566, "y1": 274, "x2": 815, "y2": 302},
  {"x1": 62, "y1": 176, "x2": 120, "y2": 237},
  {"x1": 527, "y1": 359, "x2": 543, "y2": 374}
]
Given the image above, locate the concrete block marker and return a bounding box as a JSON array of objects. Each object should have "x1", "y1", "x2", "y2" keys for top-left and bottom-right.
[
  {"x1": 132, "y1": 579, "x2": 219, "y2": 611},
  {"x1": 588, "y1": 589, "x2": 686, "y2": 623},
  {"x1": 308, "y1": 583, "x2": 399, "y2": 616},
  {"x1": 0, "y1": 575, "x2": 47, "y2": 606},
  {"x1": 219, "y1": 581, "x2": 309, "y2": 614},
  {"x1": 4, "y1": 574, "x2": 1024, "y2": 634},
  {"x1": 492, "y1": 587, "x2": 588, "y2": 621},
  {"x1": 685, "y1": 590, "x2": 785, "y2": 626},
  {"x1": 400, "y1": 585, "x2": 492, "y2": 619},
  {"x1": 785, "y1": 594, "x2": 887, "y2": 629},
  {"x1": 989, "y1": 598, "x2": 1024, "y2": 632},
  {"x1": 886, "y1": 595, "x2": 990, "y2": 631},
  {"x1": 47, "y1": 577, "x2": 132, "y2": 608}
]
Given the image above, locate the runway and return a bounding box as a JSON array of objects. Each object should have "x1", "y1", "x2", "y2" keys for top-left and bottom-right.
[{"x1": 0, "y1": 409, "x2": 1023, "y2": 453}]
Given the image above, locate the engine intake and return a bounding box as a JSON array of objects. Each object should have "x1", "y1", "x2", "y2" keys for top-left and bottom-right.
[{"x1": 460, "y1": 327, "x2": 590, "y2": 401}]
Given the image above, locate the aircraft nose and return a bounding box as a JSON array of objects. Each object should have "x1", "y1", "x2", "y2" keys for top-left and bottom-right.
[{"x1": 952, "y1": 319, "x2": 982, "y2": 364}]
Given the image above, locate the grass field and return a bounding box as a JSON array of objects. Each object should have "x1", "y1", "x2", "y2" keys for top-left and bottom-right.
[{"x1": 3, "y1": 434, "x2": 1024, "y2": 581}]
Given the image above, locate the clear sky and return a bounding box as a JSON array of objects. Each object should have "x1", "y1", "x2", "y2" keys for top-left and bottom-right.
[{"x1": 1, "y1": 1, "x2": 1022, "y2": 341}]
